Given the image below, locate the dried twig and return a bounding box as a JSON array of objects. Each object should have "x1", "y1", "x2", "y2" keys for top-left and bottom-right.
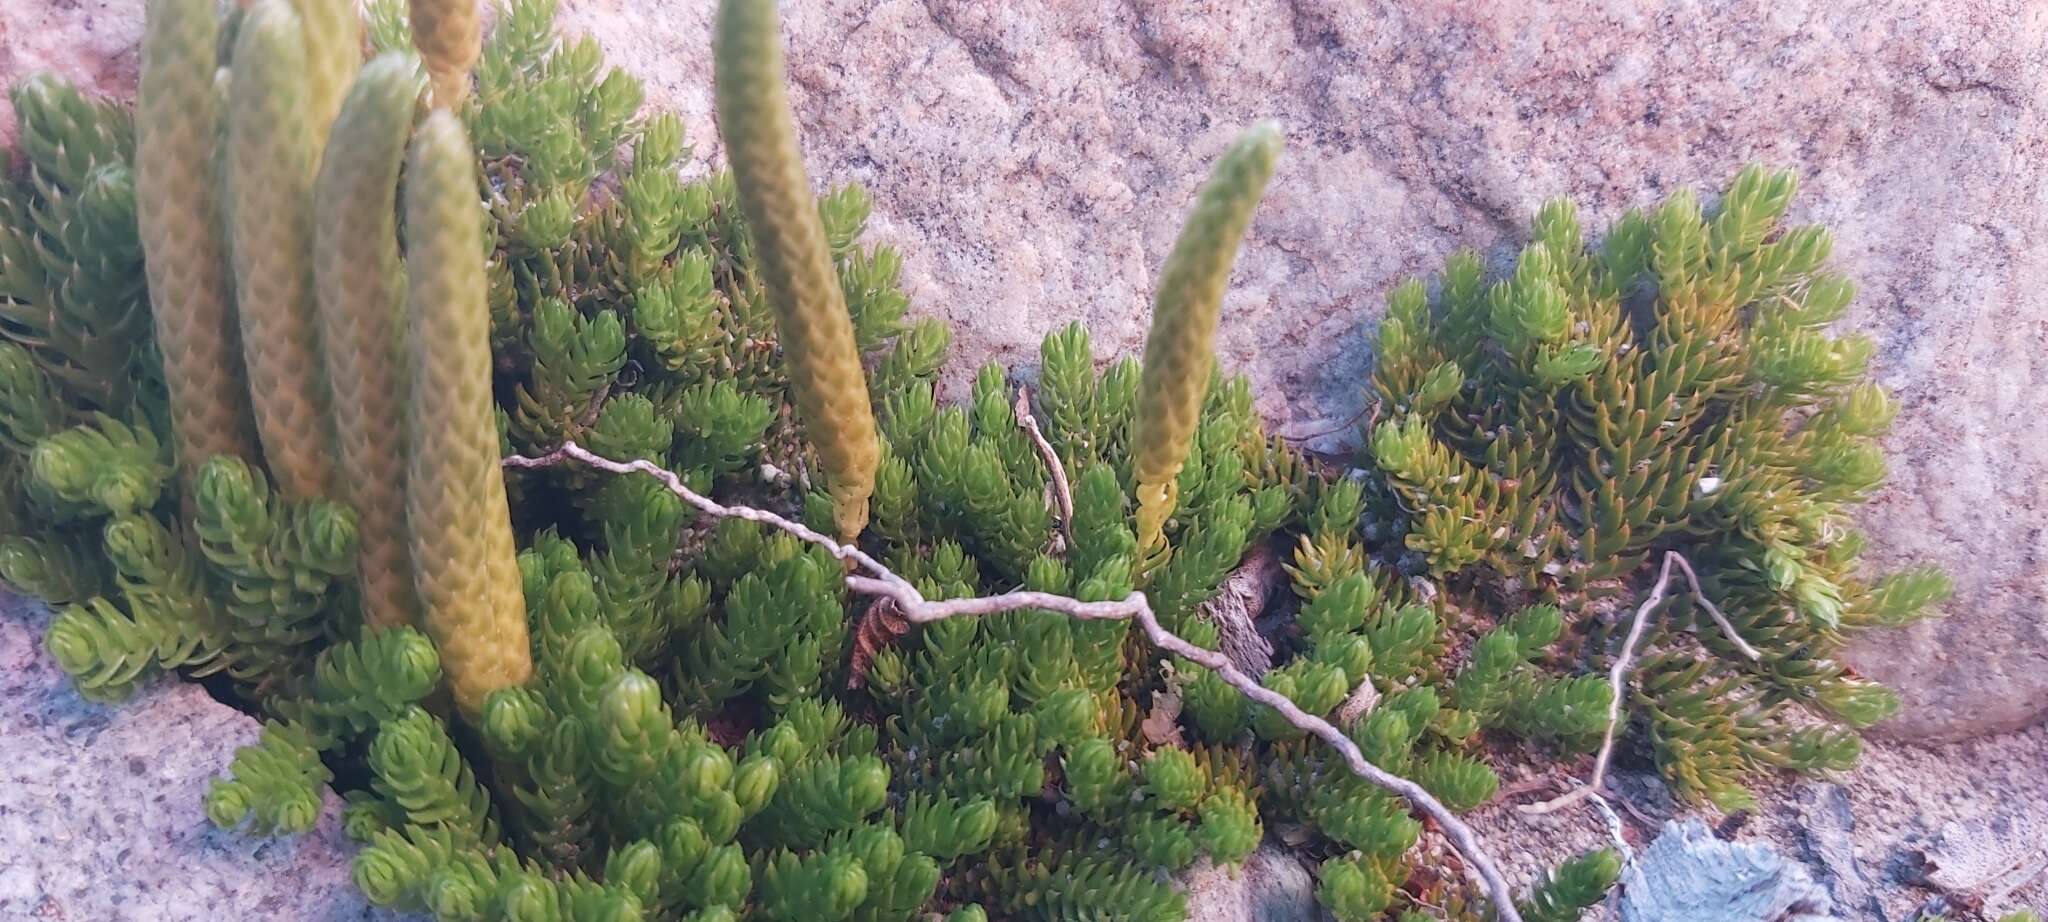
[
  {"x1": 1519, "y1": 551, "x2": 1760, "y2": 816},
  {"x1": 505, "y1": 441, "x2": 1528, "y2": 922},
  {"x1": 1014, "y1": 387, "x2": 1074, "y2": 548},
  {"x1": 1607, "y1": 785, "x2": 1660, "y2": 832},
  {"x1": 1587, "y1": 787, "x2": 1637, "y2": 862},
  {"x1": 1494, "y1": 775, "x2": 1558, "y2": 801},
  {"x1": 1986, "y1": 848, "x2": 2048, "y2": 910},
  {"x1": 1667, "y1": 553, "x2": 1763, "y2": 661},
  {"x1": 1276, "y1": 398, "x2": 1380, "y2": 444},
  {"x1": 569, "y1": 380, "x2": 614, "y2": 435}
]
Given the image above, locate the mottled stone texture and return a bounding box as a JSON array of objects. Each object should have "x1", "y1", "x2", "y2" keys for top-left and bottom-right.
[
  {"x1": 0, "y1": 594, "x2": 407, "y2": 921},
  {"x1": 1, "y1": 2, "x2": 2040, "y2": 740},
  {"x1": 0, "y1": 0, "x2": 138, "y2": 132},
  {"x1": 1619, "y1": 820, "x2": 1837, "y2": 922},
  {"x1": 1181, "y1": 846, "x2": 1320, "y2": 922}
]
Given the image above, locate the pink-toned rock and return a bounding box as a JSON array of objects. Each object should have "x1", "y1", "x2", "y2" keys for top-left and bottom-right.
[
  {"x1": 1181, "y1": 846, "x2": 1318, "y2": 922},
  {"x1": 0, "y1": 594, "x2": 414, "y2": 921},
  {"x1": 2, "y1": 0, "x2": 2040, "y2": 739},
  {"x1": 0, "y1": 0, "x2": 138, "y2": 149}
]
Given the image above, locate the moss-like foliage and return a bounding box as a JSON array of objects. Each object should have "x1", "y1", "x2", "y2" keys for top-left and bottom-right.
[
  {"x1": 1517, "y1": 848, "x2": 1622, "y2": 922},
  {"x1": 0, "y1": 0, "x2": 1944, "y2": 920},
  {"x1": 1355, "y1": 168, "x2": 1945, "y2": 812}
]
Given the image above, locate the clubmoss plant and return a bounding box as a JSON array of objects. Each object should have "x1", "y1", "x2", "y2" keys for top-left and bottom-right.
[
  {"x1": 1131, "y1": 122, "x2": 1281, "y2": 559},
  {"x1": 714, "y1": 0, "x2": 882, "y2": 543},
  {"x1": 226, "y1": 0, "x2": 342, "y2": 502},
  {"x1": 135, "y1": 0, "x2": 259, "y2": 477},
  {"x1": 293, "y1": 0, "x2": 365, "y2": 142},
  {"x1": 411, "y1": 0, "x2": 482, "y2": 107},
  {"x1": 0, "y1": 0, "x2": 1942, "y2": 920},
  {"x1": 1348, "y1": 169, "x2": 1947, "y2": 810},
  {"x1": 402, "y1": 108, "x2": 533, "y2": 713},
  {"x1": 312, "y1": 55, "x2": 427, "y2": 631}
]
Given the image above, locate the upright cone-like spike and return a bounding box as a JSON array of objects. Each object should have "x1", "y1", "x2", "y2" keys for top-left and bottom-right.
[
  {"x1": 402, "y1": 110, "x2": 532, "y2": 712},
  {"x1": 714, "y1": 0, "x2": 881, "y2": 542},
  {"x1": 290, "y1": 0, "x2": 364, "y2": 145},
  {"x1": 1131, "y1": 123, "x2": 1282, "y2": 553},
  {"x1": 409, "y1": 0, "x2": 480, "y2": 108},
  {"x1": 136, "y1": 0, "x2": 260, "y2": 479},
  {"x1": 315, "y1": 55, "x2": 425, "y2": 632},
  {"x1": 227, "y1": 0, "x2": 339, "y2": 501}
]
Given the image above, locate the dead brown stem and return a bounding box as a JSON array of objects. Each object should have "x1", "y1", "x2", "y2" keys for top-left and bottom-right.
[{"x1": 1014, "y1": 387, "x2": 1074, "y2": 549}]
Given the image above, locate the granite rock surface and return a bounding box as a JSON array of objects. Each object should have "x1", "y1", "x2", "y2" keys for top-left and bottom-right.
[
  {"x1": 1181, "y1": 845, "x2": 1321, "y2": 922},
  {"x1": 0, "y1": 594, "x2": 412, "y2": 922},
  {"x1": 2, "y1": 5, "x2": 2041, "y2": 741}
]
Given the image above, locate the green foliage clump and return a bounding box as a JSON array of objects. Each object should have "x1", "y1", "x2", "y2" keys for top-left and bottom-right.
[
  {"x1": 1, "y1": 75, "x2": 150, "y2": 415},
  {"x1": 1354, "y1": 167, "x2": 1946, "y2": 810},
  {"x1": 1517, "y1": 848, "x2": 1621, "y2": 922},
  {"x1": 206, "y1": 721, "x2": 332, "y2": 836}
]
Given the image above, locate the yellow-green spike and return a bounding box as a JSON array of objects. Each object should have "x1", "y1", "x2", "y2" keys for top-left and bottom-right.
[
  {"x1": 714, "y1": 0, "x2": 881, "y2": 542},
  {"x1": 1131, "y1": 123, "x2": 1282, "y2": 554},
  {"x1": 289, "y1": 0, "x2": 363, "y2": 146},
  {"x1": 136, "y1": 0, "x2": 260, "y2": 479},
  {"x1": 409, "y1": 0, "x2": 479, "y2": 109},
  {"x1": 226, "y1": 0, "x2": 339, "y2": 502},
  {"x1": 314, "y1": 54, "x2": 424, "y2": 632},
  {"x1": 402, "y1": 109, "x2": 532, "y2": 713}
]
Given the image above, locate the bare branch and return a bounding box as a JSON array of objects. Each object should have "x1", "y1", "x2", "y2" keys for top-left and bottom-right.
[
  {"x1": 504, "y1": 441, "x2": 914, "y2": 593},
  {"x1": 1985, "y1": 847, "x2": 2048, "y2": 910},
  {"x1": 1667, "y1": 552, "x2": 1762, "y2": 661},
  {"x1": 1519, "y1": 550, "x2": 1758, "y2": 816},
  {"x1": 1588, "y1": 788, "x2": 1637, "y2": 863},
  {"x1": 1014, "y1": 387, "x2": 1074, "y2": 549},
  {"x1": 1277, "y1": 397, "x2": 1380, "y2": 444},
  {"x1": 1516, "y1": 553, "x2": 1676, "y2": 816},
  {"x1": 505, "y1": 440, "x2": 1528, "y2": 922},
  {"x1": 1130, "y1": 607, "x2": 1524, "y2": 922}
]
